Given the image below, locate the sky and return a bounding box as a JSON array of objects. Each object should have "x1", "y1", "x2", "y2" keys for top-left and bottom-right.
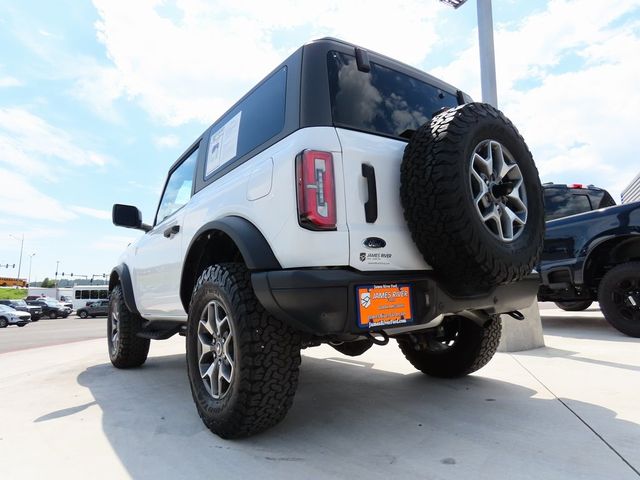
[{"x1": 0, "y1": 0, "x2": 639, "y2": 283}]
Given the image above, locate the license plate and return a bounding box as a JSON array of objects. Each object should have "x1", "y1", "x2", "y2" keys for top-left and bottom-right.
[{"x1": 356, "y1": 283, "x2": 413, "y2": 329}]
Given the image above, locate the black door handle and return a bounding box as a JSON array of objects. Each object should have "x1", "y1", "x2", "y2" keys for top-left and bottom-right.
[
  {"x1": 163, "y1": 225, "x2": 180, "y2": 238},
  {"x1": 362, "y1": 164, "x2": 378, "y2": 223}
]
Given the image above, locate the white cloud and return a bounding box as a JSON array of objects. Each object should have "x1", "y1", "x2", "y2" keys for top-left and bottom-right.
[
  {"x1": 0, "y1": 75, "x2": 22, "y2": 87},
  {"x1": 0, "y1": 168, "x2": 77, "y2": 221},
  {"x1": 433, "y1": 0, "x2": 640, "y2": 199},
  {"x1": 154, "y1": 134, "x2": 180, "y2": 148},
  {"x1": 69, "y1": 206, "x2": 111, "y2": 220},
  {"x1": 91, "y1": 0, "x2": 444, "y2": 126},
  {"x1": 71, "y1": 64, "x2": 125, "y2": 122},
  {"x1": 0, "y1": 107, "x2": 110, "y2": 179}
]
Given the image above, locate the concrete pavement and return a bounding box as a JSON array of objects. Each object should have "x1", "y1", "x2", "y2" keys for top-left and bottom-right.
[
  {"x1": 0, "y1": 305, "x2": 638, "y2": 479},
  {"x1": 0, "y1": 317, "x2": 105, "y2": 354}
]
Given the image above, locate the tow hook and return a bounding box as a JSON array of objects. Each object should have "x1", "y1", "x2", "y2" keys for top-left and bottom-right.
[
  {"x1": 366, "y1": 330, "x2": 390, "y2": 346},
  {"x1": 506, "y1": 310, "x2": 525, "y2": 320}
]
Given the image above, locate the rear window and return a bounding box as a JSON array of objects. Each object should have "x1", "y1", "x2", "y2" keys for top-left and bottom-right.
[
  {"x1": 544, "y1": 189, "x2": 593, "y2": 221},
  {"x1": 327, "y1": 51, "x2": 458, "y2": 139}
]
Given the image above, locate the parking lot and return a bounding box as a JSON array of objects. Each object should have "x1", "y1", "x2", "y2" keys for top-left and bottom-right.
[
  {"x1": 0, "y1": 304, "x2": 638, "y2": 479},
  {"x1": 0, "y1": 317, "x2": 104, "y2": 354}
]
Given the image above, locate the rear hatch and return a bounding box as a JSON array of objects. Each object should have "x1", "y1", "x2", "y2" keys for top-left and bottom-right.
[{"x1": 326, "y1": 50, "x2": 460, "y2": 271}]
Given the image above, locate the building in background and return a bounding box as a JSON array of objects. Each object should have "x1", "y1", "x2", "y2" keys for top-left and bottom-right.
[{"x1": 621, "y1": 173, "x2": 640, "y2": 204}]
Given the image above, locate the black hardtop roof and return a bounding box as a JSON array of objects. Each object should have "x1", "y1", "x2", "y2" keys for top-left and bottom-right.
[
  {"x1": 307, "y1": 37, "x2": 461, "y2": 94},
  {"x1": 164, "y1": 37, "x2": 466, "y2": 176}
]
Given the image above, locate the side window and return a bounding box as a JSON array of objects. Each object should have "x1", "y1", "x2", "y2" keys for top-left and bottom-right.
[
  {"x1": 156, "y1": 147, "x2": 198, "y2": 224},
  {"x1": 99, "y1": 290, "x2": 108, "y2": 299},
  {"x1": 75, "y1": 291, "x2": 81, "y2": 299},
  {"x1": 81, "y1": 290, "x2": 89, "y2": 299},
  {"x1": 205, "y1": 67, "x2": 287, "y2": 178}
]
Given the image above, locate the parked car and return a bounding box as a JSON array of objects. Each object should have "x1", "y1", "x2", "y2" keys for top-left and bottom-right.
[
  {"x1": 108, "y1": 38, "x2": 545, "y2": 438},
  {"x1": 58, "y1": 296, "x2": 74, "y2": 310},
  {"x1": 0, "y1": 299, "x2": 42, "y2": 320},
  {"x1": 0, "y1": 304, "x2": 31, "y2": 327},
  {"x1": 76, "y1": 300, "x2": 109, "y2": 318},
  {"x1": 543, "y1": 183, "x2": 616, "y2": 222},
  {"x1": 539, "y1": 183, "x2": 640, "y2": 336},
  {"x1": 26, "y1": 300, "x2": 71, "y2": 319},
  {"x1": 26, "y1": 295, "x2": 47, "y2": 302}
]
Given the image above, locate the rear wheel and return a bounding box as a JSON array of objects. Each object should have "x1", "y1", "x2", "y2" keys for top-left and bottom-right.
[
  {"x1": 598, "y1": 262, "x2": 640, "y2": 337},
  {"x1": 397, "y1": 315, "x2": 501, "y2": 378},
  {"x1": 555, "y1": 300, "x2": 593, "y2": 311},
  {"x1": 108, "y1": 285, "x2": 150, "y2": 368},
  {"x1": 186, "y1": 263, "x2": 301, "y2": 439}
]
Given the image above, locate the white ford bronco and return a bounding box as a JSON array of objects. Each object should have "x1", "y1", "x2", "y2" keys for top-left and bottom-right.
[{"x1": 110, "y1": 38, "x2": 544, "y2": 438}]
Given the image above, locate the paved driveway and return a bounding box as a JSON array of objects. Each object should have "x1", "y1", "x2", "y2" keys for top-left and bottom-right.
[{"x1": 0, "y1": 305, "x2": 638, "y2": 479}]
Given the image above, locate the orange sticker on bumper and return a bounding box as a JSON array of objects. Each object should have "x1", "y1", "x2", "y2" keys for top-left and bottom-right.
[{"x1": 357, "y1": 284, "x2": 413, "y2": 329}]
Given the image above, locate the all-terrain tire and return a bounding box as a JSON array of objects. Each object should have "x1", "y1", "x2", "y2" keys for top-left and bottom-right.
[
  {"x1": 331, "y1": 339, "x2": 374, "y2": 357},
  {"x1": 400, "y1": 103, "x2": 544, "y2": 291},
  {"x1": 186, "y1": 263, "x2": 301, "y2": 439},
  {"x1": 598, "y1": 262, "x2": 640, "y2": 337},
  {"x1": 397, "y1": 315, "x2": 502, "y2": 378},
  {"x1": 555, "y1": 300, "x2": 593, "y2": 312},
  {"x1": 108, "y1": 285, "x2": 150, "y2": 368}
]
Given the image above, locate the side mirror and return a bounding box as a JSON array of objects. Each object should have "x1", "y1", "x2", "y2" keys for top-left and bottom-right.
[{"x1": 112, "y1": 204, "x2": 151, "y2": 232}]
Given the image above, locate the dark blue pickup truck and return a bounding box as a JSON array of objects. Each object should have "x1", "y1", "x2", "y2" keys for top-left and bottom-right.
[{"x1": 538, "y1": 183, "x2": 640, "y2": 337}]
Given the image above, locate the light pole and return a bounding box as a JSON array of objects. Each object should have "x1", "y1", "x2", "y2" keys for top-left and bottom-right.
[
  {"x1": 8, "y1": 233, "x2": 24, "y2": 280},
  {"x1": 439, "y1": 0, "x2": 498, "y2": 107},
  {"x1": 28, "y1": 253, "x2": 36, "y2": 284},
  {"x1": 55, "y1": 260, "x2": 60, "y2": 287}
]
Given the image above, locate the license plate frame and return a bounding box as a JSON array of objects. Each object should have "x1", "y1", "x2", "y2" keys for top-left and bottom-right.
[{"x1": 356, "y1": 283, "x2": 414, "y2": 330}]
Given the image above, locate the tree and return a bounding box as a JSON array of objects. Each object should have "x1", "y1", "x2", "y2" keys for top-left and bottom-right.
[{"x1": 41, "y1": 277, "x2": 56, "y2": 288}]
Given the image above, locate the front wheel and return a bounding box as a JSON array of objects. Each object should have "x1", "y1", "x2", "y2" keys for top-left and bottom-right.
[
  {"x1": 49, "y1": 312, "x2": 57, "y2": 320},
  {"x1": 186, "y1": 263, "x2": 301, "y2": 439},
  {"x1": 555, "y1": 300, "x2": 593, "y2": 312},
  {"x1": 108, "y1": 285, "x2": 150, "y2": 368},
  {"x1": 397, "y1": 315, "x2": 502, "y2": 378},
  {"x1": 598, "y1": 262, "x2": 640, "y2": 337},
  {"x1": 79, "y1": 310, "x2": 88, "y2": 319},
  {"x1": 0, "y1": 318, "x2": 8, "y2": 328}
]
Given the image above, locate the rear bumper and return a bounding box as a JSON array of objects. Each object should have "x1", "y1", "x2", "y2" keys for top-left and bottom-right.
[{"x1": 252, "y1": 269, "x2": 540, "y2": 336}]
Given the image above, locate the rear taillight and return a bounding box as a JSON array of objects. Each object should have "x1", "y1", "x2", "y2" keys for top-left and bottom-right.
[
  {"x1": 296, "y1": 150, "x2": 337, "y2": 230},
  {"x1": 570, "y1": 183, "x2": 584, "y2": 189}
]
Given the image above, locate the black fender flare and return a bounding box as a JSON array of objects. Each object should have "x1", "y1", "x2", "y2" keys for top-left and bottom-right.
[
  {"x1": 184, "y1": 216, "x2": 280, "y2": 271},
  {"x1": 180, "y1": 216, "x2": 280, "y2": 311},
  {"x1": 109, "y1": 264, "x2": 140, "y2": 315},
  {"x1": 582, "y1": 233, "x2": 640, "y2": 285}
]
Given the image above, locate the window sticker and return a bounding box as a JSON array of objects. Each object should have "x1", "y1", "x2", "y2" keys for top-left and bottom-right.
[{"x1": 206, "y1": 111, "x2": 242, "y2": 177}]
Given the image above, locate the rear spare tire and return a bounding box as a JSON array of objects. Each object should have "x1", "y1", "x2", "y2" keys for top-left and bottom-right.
[{"x1": 400, "y1": 103, "x2": 544, "y2": 290}]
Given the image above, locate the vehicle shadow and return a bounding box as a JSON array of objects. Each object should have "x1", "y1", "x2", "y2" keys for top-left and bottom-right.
[
  {"x1": 71, "y1": 350, "x2": 640, "y2": 480},
  {"x1": 540, "y1": 313, "x2": 636, "y2": 342}
]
